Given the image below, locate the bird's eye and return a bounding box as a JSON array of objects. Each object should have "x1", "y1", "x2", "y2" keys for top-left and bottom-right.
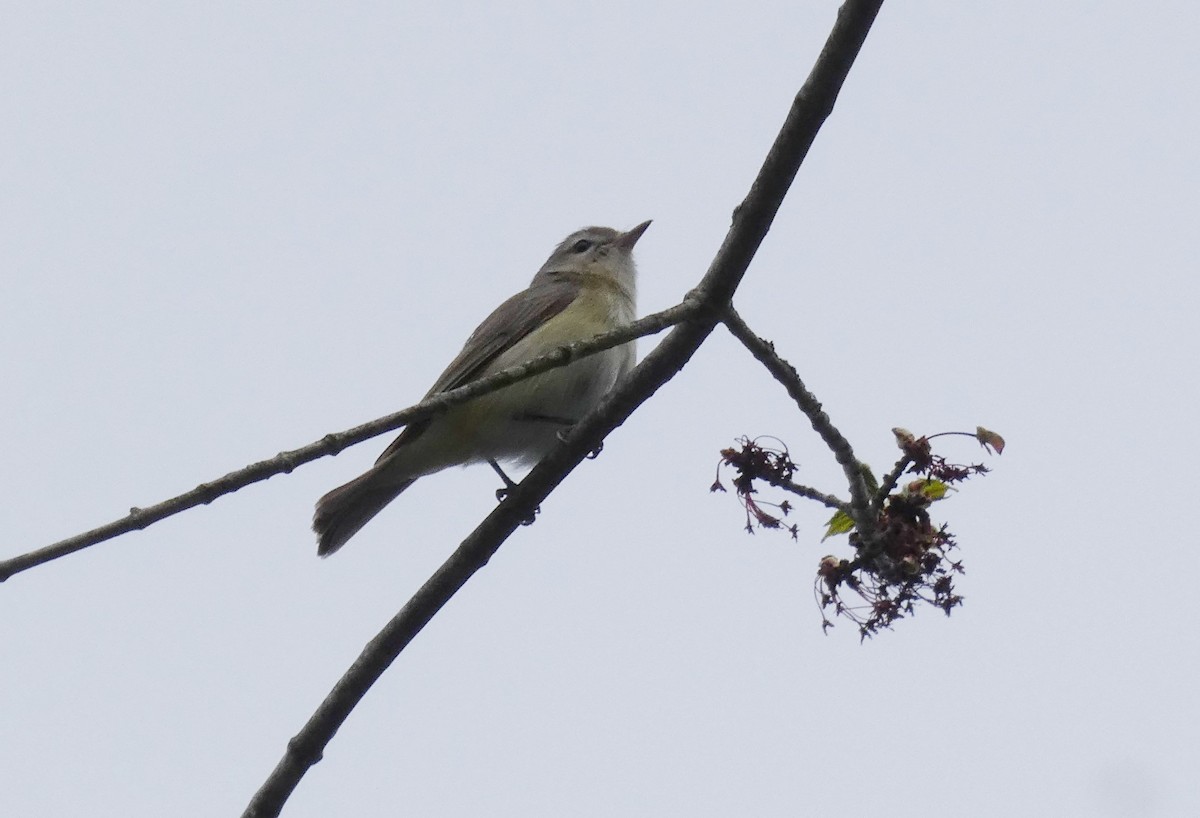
[{"x1": 571, "y1": 238, "x2": 592, "y2": 253}]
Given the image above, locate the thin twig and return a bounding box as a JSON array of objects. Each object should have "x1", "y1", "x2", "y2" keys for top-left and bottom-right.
[
  {"x1": 242, "y1": 2, "x2": 885, "y2": 814},
  {"x1": 776, "y1": 480, "x2": 849, "y2": 512},
  {"x1": 0, "y1": 302, "x2": 695, "y2": 583},
  {"x1": 720, "y1": 305, "x2": 877, "y2": 542},
  {"x1": 874, "y1": 455, "x2": 912, "y2": 510}
]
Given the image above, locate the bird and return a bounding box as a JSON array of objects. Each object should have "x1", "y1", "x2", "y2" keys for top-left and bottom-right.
[{"x1": 313, "y1": 220, "x2": 651, "y2": 556}]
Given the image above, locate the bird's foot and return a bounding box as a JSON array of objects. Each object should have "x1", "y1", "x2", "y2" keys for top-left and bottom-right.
[{"x1": 490, "y1": 459, "x2": 540, "y2": 524}]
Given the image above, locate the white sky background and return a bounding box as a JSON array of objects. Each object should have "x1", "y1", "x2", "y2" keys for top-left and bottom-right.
[{"x1": 3, "y1": 2, "x2": 1197, "y2": 816}]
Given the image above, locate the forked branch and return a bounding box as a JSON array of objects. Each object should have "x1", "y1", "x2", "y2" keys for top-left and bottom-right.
[{"x1": 242, "y1": 2, "x2": 886, "y2": 815}]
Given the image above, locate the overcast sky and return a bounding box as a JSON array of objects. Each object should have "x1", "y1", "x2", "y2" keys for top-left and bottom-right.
[{"x1": 3, "y1": 2, "x2": 1198, "y2": 816}]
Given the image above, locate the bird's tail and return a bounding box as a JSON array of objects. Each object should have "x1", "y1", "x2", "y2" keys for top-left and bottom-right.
[{"x1": 313, "y1": 467, "x2": 416, "y2": 557}]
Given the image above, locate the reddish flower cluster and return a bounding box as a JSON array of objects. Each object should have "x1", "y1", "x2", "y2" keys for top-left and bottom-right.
[{"x1": 713, "y1": 430, "x2": 999, "y2": 639}]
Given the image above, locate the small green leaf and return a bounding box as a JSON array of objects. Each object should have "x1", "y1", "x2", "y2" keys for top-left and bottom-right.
[
  {"x1": 822, "y1": 509, "x2": 857, "y2": 541},
  {"x1": 922, "y1": 479, "x2": 950, "y2": 500},
  {"x1": 905, "y1": 478, "x2": 952, "y2": 501}
]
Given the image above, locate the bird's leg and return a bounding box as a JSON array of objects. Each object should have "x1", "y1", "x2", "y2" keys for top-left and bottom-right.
[
  {"x1": 489, "y1": 459, "x2": 518, "y2": 499},
  {"x1": 489, "y1": 459, "x2": 538, "y2": 526}
]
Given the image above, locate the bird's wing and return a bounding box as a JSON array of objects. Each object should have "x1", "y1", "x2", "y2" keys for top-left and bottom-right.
[{"x1": 375, "y1": 274, "x2": 582, "y2": 464}]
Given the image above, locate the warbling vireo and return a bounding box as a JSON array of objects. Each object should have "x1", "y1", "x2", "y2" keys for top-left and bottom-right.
[{"x1": 313, "y1": 220, "x2": 651, "y2": 555}]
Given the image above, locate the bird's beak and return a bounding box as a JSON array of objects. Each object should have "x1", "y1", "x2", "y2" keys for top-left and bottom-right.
[{"x1": 615, "y1": 219, "x2": 652, "y2": 250}]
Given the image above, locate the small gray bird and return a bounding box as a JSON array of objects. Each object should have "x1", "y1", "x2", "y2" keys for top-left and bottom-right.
[{"x1": 313, "y1": 221, "x2": 651, "y2": 556}]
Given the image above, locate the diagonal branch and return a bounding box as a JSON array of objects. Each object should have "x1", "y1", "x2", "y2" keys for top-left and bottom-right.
[
  {"x1": 875, "y1": 454, "x2": 913, "y2": 510},
  {"x1": 0, "y1": 302, "x2": 695, "y2": 583},
  {"x1": 242, "y1": 2, "x2": 885, "y2": 815},
  {"x1": 721, "y1": 305, "x2": 876, "y2": 541},
  {"x1": 243, "y1": 311, "x2": 713, "y2": 818}
]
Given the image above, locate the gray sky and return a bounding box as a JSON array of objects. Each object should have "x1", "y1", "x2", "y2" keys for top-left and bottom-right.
[{"x1": 4, "y1": 2, "x2": 1198, "y2": 816}]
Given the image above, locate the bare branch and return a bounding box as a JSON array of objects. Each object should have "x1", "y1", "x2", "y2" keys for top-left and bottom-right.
[
  {"x1": 721, "y1": 305, "x2": 876, "y2": 541},
  {"x1": 777, "y1": 480, "x2": 849, "y2": 512},
  {"x1": 242, "y1": 2, "x2": 886, "y2": 814},
  {"x1": 0, "y1": 302, "x2": 695, "y2": 583},
  {"x1": 875, "y1": 454, "x2": 913, "y2": 510},
  {"x1": 687, "y1": 1, "x2": 884, "y2": 309}
]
